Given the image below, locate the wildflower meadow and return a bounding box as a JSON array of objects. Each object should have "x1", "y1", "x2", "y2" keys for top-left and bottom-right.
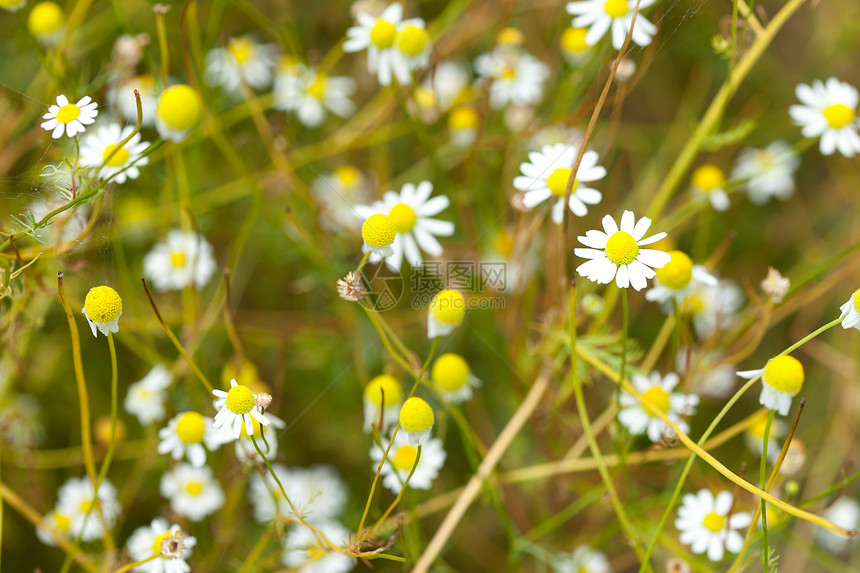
[{"x1": 2, "y1": 0, "x2": 860, "y2": 571}]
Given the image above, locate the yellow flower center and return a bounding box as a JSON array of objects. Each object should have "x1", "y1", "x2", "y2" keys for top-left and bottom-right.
[
  {"x1": 84, "y1": 285, "x2": 123, "y2": 323},
  {"x1": 641, "y1": 386, "x2": 671, "y2": 414},
  {"x1": 822, "y1": 103, "x2": 856, "y2": 129},
  {"x1": 392, "y1": 444, "x2": 419, "y2": 470},
  {"x1": 604, "y1": 231, "x2": 639, "y2": 265},
  {"x1": 306, "y1": 544, "x2": 327, "y2": 561},
  {"x1": 501, "y1": 67, "x2": 517, "y2": 80},
  {"x1": 448, "y1": 107, "x2": 479, "y2": 131},
  {"x1": 28, "y1": 2, "x2": 65, "y2": 37},
  {"x1": 361, "y1": 214, "x2": 396, "y2": 247},
  {"x1": 388, "y1": 203, "x2": 417, "y2": 233},
  {"x1": 655, "y1": 251, "x2": 693, "y2": 290},
  {"x1": 763, "y1": 355, "x2": 804, "y2": 394},
  {"x1": 370, "y1": 20, "x2": 396, "y2": 49},
  {"x1": 54, "y1": 512, "x2": 71, "y2": 531},
  {"x1": 561, "y1": 27, "x2": 589, "y2": 53},
  {"x1": 399, "y1": 397, "x2": 435, "y2": 434},
  {"x1": 334, "y1": 165, "x2": 360, "y2": 187},
  {"x1": 56, "y1": 103, "x2": 80, "y2": 124},
  {"x1": 496, "y1": 27, "x2": 524, "y2": 47},
  {"x1": 364, "y1": 374, "x2": 403, "y2": 407},
  {"x1": 152, "y1": 531, "x2": 172, "y2": 556},
  {"x1": 239, "y1": 416, "x2": 264, "y2": 438},
  {"x1": 228, "y1": 36, "x2": 255, "y2": 64},
  {"x1": 225, "y1": 384, "x2": 256, "y2": 415},
  {"x1": 171, "y1": 251, "x2": 187, "y2": 268},
  {"x1": 604, "y1": 0, "x2": 629, "y2": 17},
  {"x1": 748, "y1": 412, "x2": 771, "y2": 438},
  {"x1": 429, "y1": 289, "x2": 466, "y2": 325},
  {"x1": 692, "y1": 164, "x2": 725, "y2": 192},
  {"x1": 79, "y1": 500, "x2": 93, "y2": 513},
  {"x1": 853, "y1": 288, "x2": 860, "y2": 314},
  {"x1": 221, "y1": 362, "x2": 260, "y2": 389},
  {"x1": 185, "y1": 481, "x2": 203, "y2": 495},
  {"x1": 102, "y1": 143, "x2": 129, "y2": 167},
  {"x1": 175, "y1": 412, "x2": 206, "y2": 444},
  {"x1": 157, "y1": 85, "x2": 202, "y2": 131},
  {"x1": 546, "y1": 167, "x2": 578, "y2": 197},
  {"x1": 396, "y1": 25, "x2": 428, "y2": 57},
  {"x1": 493, "y1": 229, "x2": 514, "y2": 258},
  {"x1": 307, "y1": 75, "x2": 326, "y2": 99},
  {"x1": 432, "y1": 353, "x2": 470, "y2": 392},
  {"x1": 681, "y1": 292, "x2": 705, "y2": 315},
  {"x1": 703, "y1": 511, "x2": 725, "y2": 532}
]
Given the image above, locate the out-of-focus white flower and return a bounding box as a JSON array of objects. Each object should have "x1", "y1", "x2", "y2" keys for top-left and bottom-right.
[
  {"x1": 143, "y1": 230, "x2": 217, "y2": 292},
  {"x1": 311, "y1": 166, "x2": 373, "y2": 233},
  {"x1": 645, "y1": 250, "x2": 717, "y2": 307},
  {"x1": 55, "y1": 476, "x2": 121, "y2": 542},
  {"x1": 817, "y1": 498, "x2": 860, "y2": 554},
  {"x1": 274, "y1": 64, "x2": 356, "y2": 128},
  {"x1": 204, "y1": 35, "x2": 279, "y2": 94},
  {"x1": 124, "y1": 365, "x2": 172, "y2": 426},
  {"x1": 370, "y1": 432, "x2": 446, "y2": 493},
  {"x1": 555, "y1": 546, "x2": 610, "y2": 573},
  {"x1": 474, "y1": 47, "x2": 550, "y2": 110},
  {"x1": 249, "y1": 463, "x2": 347, "y2": 524},
  {"x1": 690, "y1": 165, "x2": 730, "y2": 212},
  {"x1": 343, "y1": 2, "x2": 405, "y2": 86},
  {"x1": 732, "y1": 141, "x2": 800, "y2": 204},
  {"x1": 79, "y1": 123, "x2": 150, "y2": 185},
  {"x1": 159, "y1": 464, "x2": 225, "y2": 522},
  {"x1": 618, "y1": 371, "x2": 698, "y2": 442},
  {"x1": 107, "y1": 74, "x2": 158, "y2": 127},
  {"x1": 281, "y1": 521, "x2": 355, "y2": 573}
]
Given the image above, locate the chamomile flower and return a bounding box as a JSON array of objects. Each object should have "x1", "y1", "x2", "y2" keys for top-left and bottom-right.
[
  {"x1": 79, "y1": 123, "x2": 150, "y2": 184},
  {"x1": 513, "y1": 143, "x2": 606, "y2": 224},
  {"x1": 363, "y1": 374, "x2": 403, "y2": 433},
  {"x1": 126, "y1": 518, "x2": 196, "y2": 573},
  {"x1": 417, "y1": 61, "x2": 471, "y2": 116},
  {"x1": 343, "y1": 2, "x2": 406, "y2": 86},
  {"x1": 158, "y1": 412, "x2": 227, "y2": 468},
  {"x1": 690, "y1": 165, "x2": 730, "y2": 212},
  {"x1": 371, "y1": 432, "x2": 446, "y2": 493},
  {"x1": 681, "y1": 278, "x2": 743, "y2": 339},
  {"x1": 431, "y1": 353, "x2": 481, "y2": 404},
  {"x1": 737, "y1": 355, "x2": 805, "y2": 416},
  {"x1": 676, "y1": 348, "x2": 736, "y2": 399},
  {"x1": 574, "y1": 210, "x2": 670, "y2": 291},
  {"x1": 28, "y1": 2, "x2": 64, "y2": 46},
  {"x1": 234, "y1": 412, "x2": 286, "y2": 465},
  {"x1": 159, "y1": 464, "x2": 224, "y2": 522},
  {"x1": 360, "y1": 214, "x2": 396, "y2": 259},
  {"x1": 124, "y1": 365, "x2": 173, "y2": 426},
  {"x1": 645, "y1": 250, "x2": 717, "y2": 306},
  {"x1": 731, "y1": 141, "x2": 800, "y2": 204},
  {"x1": 390, "y1": 18, "x2": 431, "y2": 85},
  {"x1": 560, "y1": 26, "x2": 593, "y2": 66},
  {"x1": 155, "y1": 85, "x2": 202, "y2": 142},
  {"x1": 82, "y1": 285, "x2": 122, "y2": 337},
  {"x1": 838, "y1": 288, "x2": 860, "y2": 332},
  {"x1": 355, "y1": 181, "x2": 455, "y2": 271},
  {"x1": 204, "y1": 35, "x2": 279, "y2": 94},
  {"x1": 566, "y1": 0, "x2": 657, "y2": 50},
  {"x1": 427, "y1": 289, "x2": 466, "y2": 338},
  {"x1": 211, "y1": 379, "x2": 271, "y2": 440},
  {"x1": 36, "y1": 509, "x2": 74, "y2": 546},
  {"x1": 55, "y1": 476, "x2": 120, "y2": 542},
  {"x1": 789, "y1": 77, "x2": 860, "y2": 157},
  {"x1": 555, "y1": 546, "x2": 610, "y2": 573},
  {"x1": 311, "y1": 166, "x2": 373, "y2": 233},
  {"x1": 274, "y1": 65, "x2": 356, "y2": 128},
  {"x1": 249, "y1": 463, "x2": 347, "y2": 524},
  {"x1": 399, "y1": 397, "x2": 435, "y2": 445},
  {"x1": 281, "y1": 521, "x2": 355, "y2": 573},
  {"x1": 675, "y1": 489, "x2": 752, "y2": 561},
  {"x1": 448, "y1": 106, "x2": 481, "y2": 147},
  {"x1": 41, "y1": 94, "x2": 98, "y2": 139},
  {"x1": 474, "y1": 47, "x2": 550, "y2": 110},
  {"x1": 618, "y1": 371, "x2": 699, "y2": 443},
  {"x1": 142, "y1": 230, "x2": 217, "y2": 292},
  {"x1": 0, "y1": 0, "x2": 26, "y2": 12},
  {"x1": 107, "y1": 74, "x2": 158, "y2": 127},
  {"x1": 817, "y1": 498, "x2": 860, "y2": 554},
  {"x1": 742, "y1": 411, "x2": 784, "y2": 463}
]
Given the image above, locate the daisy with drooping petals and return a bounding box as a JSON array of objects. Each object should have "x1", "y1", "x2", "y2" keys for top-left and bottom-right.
[
  {"x1": 618, "y1": 371, "x2": 699, "y2": 443},
  {"x1": 82, "y1": 285, "x2": 122, "y2": 337},
  {"x1": 249, "y1": 463, "x2": 347, "y2": 524},
  {"x1": 311, "y1": 166, "x2": 373, "y2": 234},
  {"x1": 281, "y1": 521, "x2": 355, "y2": 573},
  {"x1": 360, "y1": 214, "x2": 396, "y2": 259},
  {"x1": 416, "y1": 60, "x2": 471, "y2": 117},
  {"x1": 363, "y1": 374, "x2": 403, "y2": 433},
  {"x1": 41, "y1": 94, "x2": 98, "y2": 139},
  {"x1": 574, "y1": 210, "x2": 670, "y2": 291},
  {"x1": 431, "y1": 353, "x2": 481, "y2": 404},
  {"x1": 157, "y1": 411, "x2": 227, "y2": 468},
  {"x1": 371, "y1": 432, "x2": 446, "y2": 494},
  {"x1": 427, "y1": 289, "x2": 466, "y2": 338},
  {"x1": 731, "y1": 140, "x2": 800, "y2": 204},
  {"x1": 28, "y1": 2, "x2": 65, "y2": 46},
  {"x1": 124, "y1": 365, "x2": 172, "y2": 426},
  {"x1": 142, "y1": 230, "x2": 217, "y2": 292},
  {"x1": 55, "y1": 476, "x2": 121, "y2": 542},
  {"x1": 126, "y1": 518, "x2": 196, "y2": 573},
  {"x1": 789, "y1": 77, "x2": 860, "y2": 157},
  {"x1": 79, "y1": 123, "x2": 150, "y2": 184},
  {"x1": 737, "y1": 354, "x2": 804, "y2": 416},
  {"x1": 513, "y1": 143, "x2": 605, "y2": 224},
  {"x1": 555, "y1": 546, "x2": 610, "y2": 573},
  {"x1": 390, "y1": 17, "x2": 431, "y2": 85},
  {"x1": 474, "y1": 47, "x2": 549, "y2": 110},
  {"x1": 355, "y1": 181, "x2": 454, "y2": 271},
  {"x1": 211, "y1": 379, "x2": 271, "y2": 440},
  {"x1": 560, "y1": 26, "x2": 593, "y2": 66},
  {"x1": 343, "y1": 2, "x2": 405, "y2": 86},
  {"x1": 645, "y1": 250, "x2": 717, "y2": 307},
  {"x1": 675, "y1": 489, "x2": 752, "y2": 561},
  {"x1": 204, "y1": 35, "x2": 279, "y2": 94},
  {"x1": 160, "y1": 463, "x2": 224, "y2": 522},
  {"x1": 689, "y1": 164, "x2": 730, "y2": 212},
  {"x1": 274, "y1": 65, "x2": 356, "y2": 128},
  {"x1": 155, "y1": 85, "x2": 202, "y2": 143},
  {"x1": 840, "y1": 289, "x2": 860, "y2": 331},
  {"x1": 566, "y1": 0, "x2": 657, "y2": 50}
]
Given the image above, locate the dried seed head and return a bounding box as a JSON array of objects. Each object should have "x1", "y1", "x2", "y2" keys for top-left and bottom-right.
[
  {"x1": 255, "y1": 392, "x2": 273, "y2": 410},
  {"x1": 337, "y1": 271, "x2": 367, "y2": 302},
  {"x1": 761, "y1": 267, "x2": 790, "y2": 303},
  {"x1": 160, "y1": 531, "x2": 187, "y2": 559}
]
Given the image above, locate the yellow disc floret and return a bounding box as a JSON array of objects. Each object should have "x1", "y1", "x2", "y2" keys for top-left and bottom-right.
[
  {"x1": 171, "y1": 251, "x2": 187, "y2": 267},
  {"x1": 399, "y1": 397, "x2": 434, "y2": 434},
  {"x1": 388, "y1": 203, "x2": 417, "y2": 233},
  {"x1": 54, "y1": 512, "x2": 71, "y2": 531},
  {"x1": 102, "y1": 143, "x2": 129, "y2": 167},
  {"x1": 221, "y1": 361, "x2": 259, "y2": 389},
  {"x1": 655, "y1": 251, "x2": 693, "y2": 290},
  {"x1": 429, "y1": 289, "x2": 465, "y2": 325},
  {"x1": 392, "y1": 444, "x2": 419, "y2": 471},
  {"x1": 641, "y1": 386, "x2": 671, "y2": 414},
  {"x1": 604, "y1": 0, "x2": 629, "y2": 17},
  {"x1": 152, "y1": 531, "x2": 172, "y2": 556},
  {"x1": 362, "y1": 214, "x2": 396, "y2": 247},
  {"x1": 56, "y1": 104, "x2": 81, "y2": 124},
  {"x1": 703, "y1": 512, "x2": 726, "y2": 533},
  {"x1": 496, "y1": 27, "x2": 524, "y2": 47},
  {"x1": 853, "y1": 288, "x2": 860, "y2": 313},
  {"x1": 364, "y1": 374, "x2": 403, "y2": 407},
  {"x1": 763, "y1": 355, "x2": 804, "y2": 394},
  {"x1": 370, "y1": 20, "x2": 396, "y2": 48},
  {"x1": 432, "y1": 353, "x2": 470, "y2": 392},
  {"x1": 225, "y1": 384, "x2": 256, "y2": 415},
  {"x1": 561, "y1": 27, "x2": 589, "y2": 54},
  {"x1": 28, "y1": 2, "x2": 64, "y2": 37},
  {"x1": 334, "y1": 165, "x2": 360, "y2": 187},
  {"x1": 227, "y1": 36, "x2": 255, "y2": 64},
  {"x1": 396, "y1": 25, "x2": 428, "y2": 57},
  {"x1": 307, "y1": 74, "x2": 326, "y2": 99},
  {"x1": 185, "y1": 481, "x2": 203, "y2": 495},
  {"x1": 176, "y1": 412, "x2": 206, "y2": 444},
  {"x1": 822, "y1": 103, "x2": 856, "y2": 129},
  {"x1": 448, "y1": 107, "x2": 480, "y2": 131},
  {"x1": 692, "y1": 164, "x2": 725, "y2": 192},
  {"x1": 84, "y1": 286, "x2": 122, "y2": 323},
  {"x1": 546, "y1": 168, "x2": 577, "y2": 197},
  {"x1": 604, "y1": 231, "x2": 639, "y2": 266},
  {"x1": 157, "y1": 85, "x2": 202, "y2": 131}
]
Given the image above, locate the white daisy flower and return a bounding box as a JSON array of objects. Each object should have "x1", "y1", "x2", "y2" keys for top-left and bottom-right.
[
  {"x1": 204, "y1": 35, "x2": 279, "y2": 94},
  {"x1": 363, "y1": 374, "x2": 403, "y2": 433},
  {"x1": 157, "y1": 411, "x2": 227, "y2": 468},
  {"x1": 675, "y1": 489, "x2": 752, "y2": 561},
  {"x1": 789, "y1": 77, "x2": 860, "y2": 157},
  {"x1": 159, "y1": 463, "x2": 225, "y2": 522},
  {"x1": 566, "y1": 0, "x2": 657, "y2": 50},
  {"x1": 742, "y1": 412, "x2": 784, "y2": 463},
  {"x1": 41, "y1": 94, "x2": 98, "y2": 139},
  {"x1": 447, "y1": 106, "x2": 481, "y2": 147},
  {"x1": 732, "y1": 140, "x2": 800, "y2": 204},
  {"x1": 281, "y1": 521, "x2": 355, "y2": 573},
  {"x1": 431, "y1": 353, "x2": 481, "y2": 404},
  {"x1": 249, "y1": 464, "x2": 348, "y2": 524},
  {"x1": 618, "y1": 371, "x2": 699, "y2": 443},
  {"x1": 126, "y1": 518, "x2": 196, "y2": 573},
  {"x1": 416, "y1": 60, "x2": 471, "y2": 115},
  {"x1": 124, "y1": 365, "x2": 172, "y2": 426},
  {"x1": 426, "y1": 289, "x2": 466, "y2": 339},
  {"x1": 689, "y1": 164, "x2": 730, "y2": 212},
  {"x1": 555, "y1": 546, "x2": 610, "y2": 573},
  {"x1": 680, "y1": 278, "x2": 743, "y2": 339},
  {"x1": 736, "y1": 354, "x2": 804, "y2": 416},
  {"x1": 311, "y1": 166, "x2": 372, "y2": 233},
  {"x1": 343, "y1": 2, "x2": 404, "y2": 86},
  {"x1": 474, "y1": 48, "x2": 549, "y2": 110},
  {"x1": 574, "y1": 210, "x2": 671, "y2": 291},
  {"x1": 839, "y1": 288, "x2": 860, "y2": 331},
  {"x1": 36, "y1": 509, "x2": 75, "y2": 546},
  {"x1": 513, "y1": 143, "x2": 605, "y2": 224},
  {"x1": 560, "y1": 26, "x2": 593, "y2": 66},
  {"x1": 645, "y1": 250, "x2": 718, "y2": 307},
  {"x1": 354, "y1": 180, "x2": 454, "y2": 272},
  {"x1": 82, "y1": 285, "x2": 122, "y2": 338},
  {"x1": 55, "y1": 476, "x2": 121, "y2": 542},
  {"x1": 274, "y1": 64, "x2": 356, "y2": 128},
  {"x1": 107, "y1": 74, "x2": 158, "y2": 127},
  {"x1": 142, "y1": 230, "x2": 217, "y2": 292},
  {"x1": 211, "y1": 379, "x2": 271, "y2": 440},
  {"x1": 371, "y1": 432, "x2": 446, "y2": 494},
  {"x1": 233, "y1": 412, "x2": 286, "y2": 465},
  {"x1": 79, "y1": 123, "x2": 150, "y2": 185},
  {"x1": 817, "y1": 498, "x2": 860, "y2": 554},
  {"x1": 390, "y1": 17, "x2": 431, "y2": 85}
]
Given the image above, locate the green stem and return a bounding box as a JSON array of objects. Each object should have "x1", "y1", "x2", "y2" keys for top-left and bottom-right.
[{"x1": 761, "y1": 410, "x2": 775, "y2": 571}]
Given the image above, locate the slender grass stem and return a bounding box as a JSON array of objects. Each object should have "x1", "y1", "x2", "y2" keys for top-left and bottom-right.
[{"x1": 760, "y1": 410, "x2": 774, "y2": 571}]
